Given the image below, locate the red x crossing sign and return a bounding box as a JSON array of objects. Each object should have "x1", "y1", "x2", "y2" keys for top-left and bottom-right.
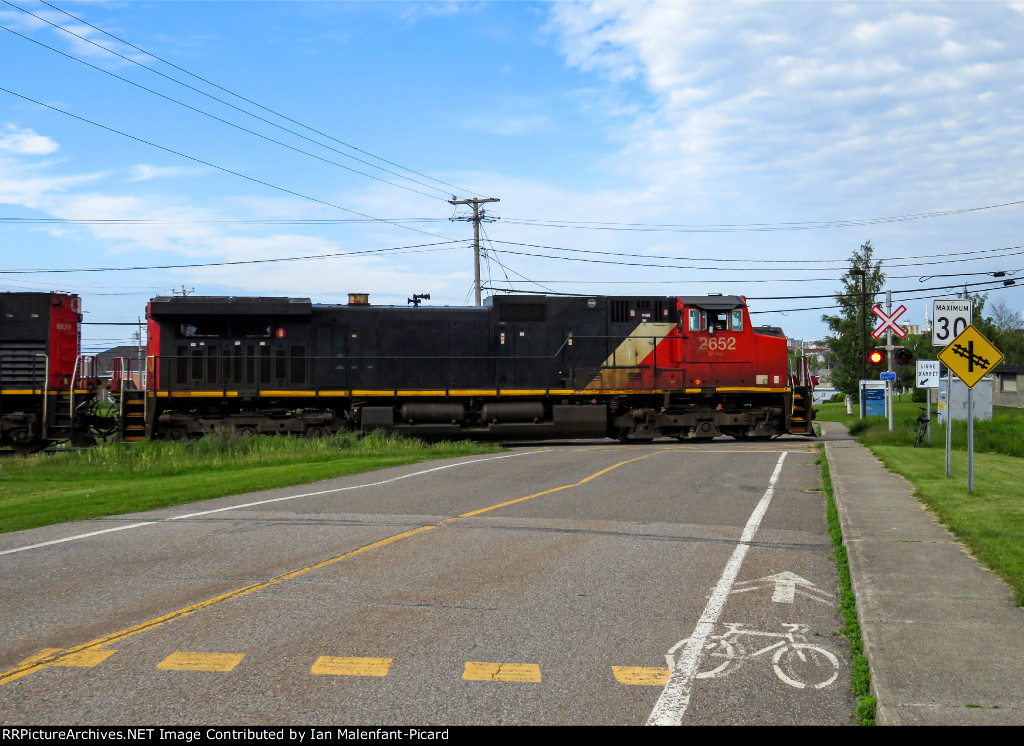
[{"x1": 871, "y1": 304, "x2": 908, "y2": 339}]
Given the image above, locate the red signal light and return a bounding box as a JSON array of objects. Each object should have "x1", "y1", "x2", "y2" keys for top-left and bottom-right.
[{"x1": 868, "y1": 349, "x2": 885, "y2": 366}]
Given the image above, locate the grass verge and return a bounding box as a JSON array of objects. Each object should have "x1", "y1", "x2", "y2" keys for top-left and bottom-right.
[
  {"x1": 818, "y1": 444, "x2": 876, "y2": 726},
  {"x1": 817, "y1": 400, "x2": 1024, "y2": 607},
  {"x1": 0, "y1": 432, "x2": 502, "y2": 535}
]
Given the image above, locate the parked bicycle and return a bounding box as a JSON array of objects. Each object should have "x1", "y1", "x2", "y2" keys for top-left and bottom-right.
[
  {"x1": 666, "y1": 622, "x2": 840, "y2": 690},
  {"x1": 915, "y1": 406, "x2": 930, "y2": 447}
]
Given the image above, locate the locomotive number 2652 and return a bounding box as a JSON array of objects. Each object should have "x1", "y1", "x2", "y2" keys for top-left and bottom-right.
[{"x1": 699, "y1": 337, "x2": 737, "y2": 351}]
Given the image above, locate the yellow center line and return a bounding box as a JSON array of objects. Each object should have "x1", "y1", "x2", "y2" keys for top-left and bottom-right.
[{"x1": 0, "y1": 449, "x2": 669, "y2": 688}]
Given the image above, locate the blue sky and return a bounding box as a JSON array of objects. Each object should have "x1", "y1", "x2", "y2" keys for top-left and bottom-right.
[{"x1": 2, "y1": 0, "x2": 1024, "y2": 352}]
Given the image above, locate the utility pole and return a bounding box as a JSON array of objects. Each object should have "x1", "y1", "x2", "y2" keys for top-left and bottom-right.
[
  {"x1": 449, "y1": 197, "x2": 499, "y2": 306},
  {"x1": 849, "y1": 268, "x2": 867, "y2": 418}
]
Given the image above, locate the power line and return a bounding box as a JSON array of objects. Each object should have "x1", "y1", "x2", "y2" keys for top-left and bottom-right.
[
  {"x1": 0, "y1": 20, "x2": 448, "y2": 201},
  {"x1": 0, "y1": 217, "x2": 448, "y2": 225},
  {"x1": 481, "y1": 277, "x2": 1017, "y2": 306},
  {"x1": 484, "y1": 241, "x2": 1024, "y2": 272},
  {"x1": 475, "y1": 267, "x2": 1024, "y2": 284},
  {"x1": 8, "y1": 0, "x2": 478, "y2": 200},
  {"x1": 0, "y1": 240, "x2": 462, "y2": 274},
  {"x1": 498, "y1": 198, "x2": 1024, "y2": 233},
  {"x1": 488, "y1": 239, "x2": 1024, "y2": 268},
  {"x1": 0, "y1": 85, "x2": 458, "y2": 241}
]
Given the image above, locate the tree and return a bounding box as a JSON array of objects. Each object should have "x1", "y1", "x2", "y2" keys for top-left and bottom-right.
[
  {"x1": 944, "y1": 289, "x2": 1024, "y2": 366},
  {"x1": 822, "y1": 241, "x2": 885, "y2": 401},
  {"x1": 987, "y1": 296, "x2": 1023, "y2": 331},
  {"x1": 983, "y1": 294, "x2": 1024, "y2": 365}
]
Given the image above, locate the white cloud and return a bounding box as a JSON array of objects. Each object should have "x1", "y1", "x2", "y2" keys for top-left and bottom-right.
[
  {"x1": 0, "y1": 124, "x2": 59, "y2": 155},
  {"x1": 545, "y1": 1, "x2": 1024, "y2": 215}
]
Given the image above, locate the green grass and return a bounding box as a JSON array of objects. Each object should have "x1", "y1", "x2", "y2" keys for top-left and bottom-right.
[
  {"x1": 0, "y1": 432, "x2": 501, "y2": 534},
  {"x1": 818, "y1": 445, "x2": 875, "y2": 726},
  {"x1": 816, "y1": 399, "x2": 1024, "y2": 457},
  {"x1": 818, "y1": 398, "x2": 1024, "y2": 606}
]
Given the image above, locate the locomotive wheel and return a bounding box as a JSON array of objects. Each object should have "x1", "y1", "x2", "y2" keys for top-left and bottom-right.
[
  {"x1": 305, "y1": 427, "x2": 324, "y2": 439},
  {"x1": 237, "y1": 427, "x2": 257, "y2": 437},
  {"x1": 166, "y1": 428, "x2": 186, "y2": 441}
]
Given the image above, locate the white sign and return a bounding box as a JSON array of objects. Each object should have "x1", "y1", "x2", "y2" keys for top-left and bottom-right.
[
  {"x1": 917, "y1": 360, "x2": 940, "y2": 388},
  {"x1": 932, "y1": 299, "x2": 972, "y2": 347},
  {"x1": 872, "y1": 304, "x2": 908, "y2": 338}
]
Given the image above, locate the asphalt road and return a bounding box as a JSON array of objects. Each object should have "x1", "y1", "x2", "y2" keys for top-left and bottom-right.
[{"x1": 0, "y1": 438, "x2": 854, "y2": 725}]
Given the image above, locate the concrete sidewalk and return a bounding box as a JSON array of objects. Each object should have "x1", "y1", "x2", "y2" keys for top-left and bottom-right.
[{"x1": 822, "y1": 421, "x2": 1024, "y2": 725}]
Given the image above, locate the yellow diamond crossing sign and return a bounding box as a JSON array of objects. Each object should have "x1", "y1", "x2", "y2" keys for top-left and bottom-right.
[{"x1": 937, "y1": 324, "x2": 1004, "y2": 388}]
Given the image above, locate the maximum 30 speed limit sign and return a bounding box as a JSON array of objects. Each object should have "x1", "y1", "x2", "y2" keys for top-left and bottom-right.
[{"x1": 932, "y1": 299, "x2": 973, "y2": 347}]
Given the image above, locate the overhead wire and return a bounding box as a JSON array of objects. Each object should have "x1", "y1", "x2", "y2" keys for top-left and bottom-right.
[
  {"x1": 497, "y1": 198, "x2": 1024, "y2": 232},
  {"x1": 0, "y1": 21, "x2": 448, "y2": 201},
  {"x1": 0, "y1": 239, "x2": 462, "y2": 274},
  {"x1": 5, "y1": 0, "x2": 476, "y2": 200},
  {"x1": 480, "y1": 224, "x2": 557, "y2": 295},
  {"x1": 487, "y1": 239, "x2": 1024, "y2": 269},
  {"x1": 0, "y1": 86, "x2": 459, "y2": 241},
  {"x1": 0, "y1": 217, "x2": 449, "y2": 225}
]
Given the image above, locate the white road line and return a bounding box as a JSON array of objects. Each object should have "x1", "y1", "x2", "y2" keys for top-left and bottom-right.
[
  {"x1": 646, "y1": 451, "x2": 789, "y2": 726},
  {"x1": 0, "y1": 450, "x2": 542, "y2": 557}
]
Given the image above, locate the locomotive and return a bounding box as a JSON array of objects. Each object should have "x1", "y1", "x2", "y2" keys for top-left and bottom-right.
[
  {"x1": 143, "y1": 292, "x2": 814, "y2": 442},
  {"x1": 0, "y1": 291, "x2": 815, "y2": 449},
  {"x1": 0, "y1": 292, "x2": 105, "y2": 452}
]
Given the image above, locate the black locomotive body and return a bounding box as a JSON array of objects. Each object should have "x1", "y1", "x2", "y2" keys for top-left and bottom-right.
[{"x1": 145, "y1": 293, "x2": 814, "y2": 442}]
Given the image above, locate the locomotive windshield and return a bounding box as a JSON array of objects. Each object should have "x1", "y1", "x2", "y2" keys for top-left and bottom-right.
[{"x1": 687, "y1": 307, "x2": 744, "y2": 332}]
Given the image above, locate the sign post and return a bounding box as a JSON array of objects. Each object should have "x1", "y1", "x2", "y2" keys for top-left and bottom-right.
[
  {"x1": 872, "y1": 295, "x2": 907, "y2": 433},
  {"x1": 937, "y1": 325, "x2": 1004, "y2": 493}
]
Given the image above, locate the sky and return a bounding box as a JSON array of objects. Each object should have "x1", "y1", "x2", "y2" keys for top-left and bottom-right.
[{"x1": 2, "y1": 0, "x2": 1024, "y2": 353}]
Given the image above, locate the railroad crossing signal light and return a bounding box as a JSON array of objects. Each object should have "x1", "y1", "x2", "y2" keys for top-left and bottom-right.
[
  {"x1": 868, "y1": 348, "x2": 885, "y2": 367},
  {"x1": 894, "y1": 347, "x2": 914, "y2": 366}
]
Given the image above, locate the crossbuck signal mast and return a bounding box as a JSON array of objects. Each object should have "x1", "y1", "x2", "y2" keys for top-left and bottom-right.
[{"x1": 449, "y1": 197, "x2": 500, "y2": 306}]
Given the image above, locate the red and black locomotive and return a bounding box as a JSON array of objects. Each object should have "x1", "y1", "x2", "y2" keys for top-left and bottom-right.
[
  {"x1": 143, "y1": 292, "x2": 814, "y2": 442},
  {"x1": 0, "y1": 292, "x2": 104, "y2": 452},
  {"x1": 1, "y1": 290, "x2": 815, "y2": 448}
]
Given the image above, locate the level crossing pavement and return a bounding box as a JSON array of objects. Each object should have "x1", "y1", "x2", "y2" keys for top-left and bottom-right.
[{"x1": 822, "y1": 421, "x2": 1024, "y2": 725}]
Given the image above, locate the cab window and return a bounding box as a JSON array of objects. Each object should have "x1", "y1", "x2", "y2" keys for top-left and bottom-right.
[
  {"x1": 688, "y1": 309, "x2": 705, "y2": 332},
  {"x1": 708, "y1": 311, "x2": 730, "y2": 332},
  {"x1": 731, "y1": 310, "x2": 743, "y2": 331}
]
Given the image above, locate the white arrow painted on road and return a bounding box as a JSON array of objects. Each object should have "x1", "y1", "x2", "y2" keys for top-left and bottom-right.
[{"x1": 731, "y1": 571, "x2": 832, "y2": 604}]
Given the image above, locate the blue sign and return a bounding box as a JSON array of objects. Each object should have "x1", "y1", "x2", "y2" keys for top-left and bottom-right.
[
  {"x1": 863, "y1": 388, "x2": 886, "y2": 416},
  {"x1": 880, "y1": 371, "x2": 896, "y2": 381}
]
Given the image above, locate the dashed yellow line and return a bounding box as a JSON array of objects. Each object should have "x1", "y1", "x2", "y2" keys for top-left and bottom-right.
[
  {"x1": 311, "y1": 656, "x2": 393, "y2": 677},
  {"x1": 463, "y1": 662, "x2": 542, "y2": 683},
  {"x1": 0, "y1": 449, "x2": 669, "y2": 688},
  {"x1": 612, "y1": 665, "x2": 671, "y2": 686},
  {"x1": 157, "y1": 652, "x2": 245, "y2": 672},
  {"x1": 10, "y1": 649, "x2": 684, "y2": 686}
]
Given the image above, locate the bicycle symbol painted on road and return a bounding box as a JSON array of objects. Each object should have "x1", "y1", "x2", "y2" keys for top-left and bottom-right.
[{"x1": 666, "y1": 622, "x2": 840, "y2": 690}]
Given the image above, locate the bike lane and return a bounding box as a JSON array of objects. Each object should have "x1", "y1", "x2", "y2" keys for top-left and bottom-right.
[{"x1": 647, "y1": 447, "x2": 856, "y2": 726}]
